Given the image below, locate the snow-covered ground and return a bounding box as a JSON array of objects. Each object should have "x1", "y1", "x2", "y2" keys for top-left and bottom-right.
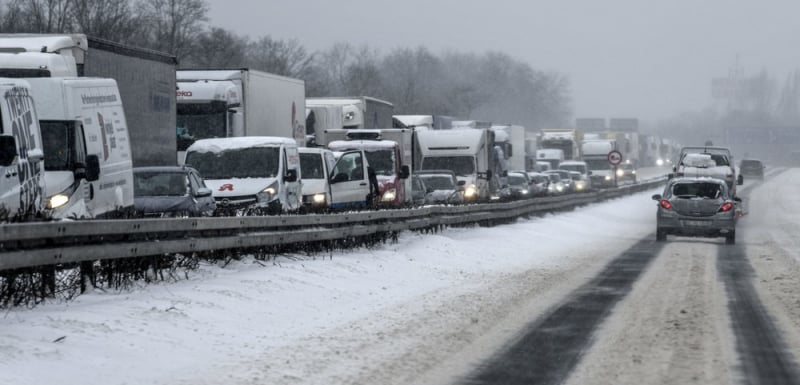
[{"x1": 0, "y1": 189, "x2": 662, "y2": 385}]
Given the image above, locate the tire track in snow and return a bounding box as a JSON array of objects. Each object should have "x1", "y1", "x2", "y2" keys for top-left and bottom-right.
[{"x1": 461, "y1": 237, "x2": 666, "y2": 385}]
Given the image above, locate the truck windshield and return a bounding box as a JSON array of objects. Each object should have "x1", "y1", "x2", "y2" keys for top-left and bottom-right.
[
  {"x1": 40, "y1": 121, "x2": 79, "y2": 171},
  {"x1": 422, "y1": 156, "x2": 475, "y2": 176},
  {"x1": 584, "y1": 159, "x2": 610, "y2": 171},
  {"x1": 560, "y1": 164, "x2": 586, "y2": 174},
  {"x1": 300, "y1": 153, "x2": 325, "y2": 179},
  {"x1": 365, "y1": 149, "x2": 395, "y2": 176},
  {"x1": 185, "y1": 147, "x2": 280, "y2": 179},
  {"x1": 540, "y1": 141, "x2": 574, "y2": 159},
  {"x1": 177, "y1": 102, "x2": 227, "y2": 151}
]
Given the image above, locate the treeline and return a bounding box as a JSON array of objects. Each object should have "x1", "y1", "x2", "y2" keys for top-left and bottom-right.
[{"x1": 0, "y1": 0, "x2": 571, "y2": 128}]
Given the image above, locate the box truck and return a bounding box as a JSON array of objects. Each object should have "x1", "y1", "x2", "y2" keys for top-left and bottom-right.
[
  {"x1": 0, "y1": 34, "x2": 178, "y2": 167},
  {"x1": 30, "y1": 77, "x2": 134, "y2": 218},
  {"x1": 176, "y1": 69, "x2": 306, "y2": 163},
  {"x1": 306, "y1": 96, "x2": 393, "y2": 145}
]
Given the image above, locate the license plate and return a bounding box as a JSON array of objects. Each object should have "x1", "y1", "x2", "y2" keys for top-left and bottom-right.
[{"x1": 682, "y1": 220, "x2": 710, "y2": 227}]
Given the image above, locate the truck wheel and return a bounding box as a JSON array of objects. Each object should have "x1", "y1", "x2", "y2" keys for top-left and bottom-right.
[
  {"x1": 725, "y1": 231, "x2": 736, "y2": 245},
  {"x1": 656, "y1": 229, "x2": 667, "y2": 242}
]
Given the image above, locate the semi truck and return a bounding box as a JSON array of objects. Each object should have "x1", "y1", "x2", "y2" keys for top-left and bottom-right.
[
  {"x1": 581, "y1": 140, "x2": 616, "y2": 188},
  {"x1": 539, "y1": 128, "x2": 582, "y2": 160},
  {"x1": 0, "y1": 34, "x2": 178, "y2": 167},
  {"x1": 176, "y1": 69, "x2": 306, "y2": 163},
  {"x1": 491, "y1": 124, "x2": 526, "y2": 171}
]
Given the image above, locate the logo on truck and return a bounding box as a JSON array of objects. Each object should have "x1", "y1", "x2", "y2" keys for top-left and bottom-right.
[
  {"x1": 219, "y1": 184, "x2": 234, "y2": 192},
  {"x1": 6, "y1": 87, "x2": 43, "y2": 216}
]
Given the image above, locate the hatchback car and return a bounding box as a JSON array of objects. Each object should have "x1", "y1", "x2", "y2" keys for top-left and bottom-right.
[
  {"x1": 506, "y1": 171, "x2": 532, "y2": 199},
  {"x1": 652, "y1": 177, "x2": 739, "y2": 244},
  {"x1": 616, "y1": 163, "x2": 637, "y2": 183},
  {"x1": 133, "y1": 166, "x2": 216, "y2": 217},
  {"x1": 738, "y1": 159, "x2": 764, "y2": 180},
  {"x1": 526, "y1": 171, "x2": 550, "y2": 196}
]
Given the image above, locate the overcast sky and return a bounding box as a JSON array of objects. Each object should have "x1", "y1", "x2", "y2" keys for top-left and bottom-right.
[{"x1": 206, "y1": 0, "x2": 800, "y2": 125}]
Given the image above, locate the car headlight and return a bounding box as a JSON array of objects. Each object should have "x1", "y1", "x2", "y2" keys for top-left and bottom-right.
[
  {"x1": 312, "y1": 193, "x2": 326, "y2": 204},
  {"x1": 632, "y1": 170, "x2": 637, "y2": 175},
  {"x1": 257, "y1": 182, "x2": 279, "y2": 202},
  {"x1": 605, "y1": 175, "x2": 612, "y2": 181},
  {"x1": 48, "y1": 194, "x2": 70, "y2": 209},
  {"x1": 656, "y1": 159, "x2": 664, "y2": 166},
  {"x1": 616, "y1": 169, "x2": 624, "y2": 177},
  {"x1": 464, "y1": 184, "x2": 477, "y2": 198},
  {"x1": 521, "y1": 189, "x2": 529, "y2": 195},
  {"x1": 556, "y1": 185, "x2": 564, "y2": 192},
  {"x1": 381, "y1": 188, "x2": 397, "y2": 202}
]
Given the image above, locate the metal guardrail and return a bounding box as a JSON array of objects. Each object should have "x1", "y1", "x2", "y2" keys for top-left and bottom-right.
[{"x1": 0, "y1": 179, "x2": 665, "y2": 272}]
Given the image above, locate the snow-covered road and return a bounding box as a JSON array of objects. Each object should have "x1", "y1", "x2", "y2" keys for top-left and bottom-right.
[{"x1": 4, "y1": 167, "x2": 799, "y2": 385}]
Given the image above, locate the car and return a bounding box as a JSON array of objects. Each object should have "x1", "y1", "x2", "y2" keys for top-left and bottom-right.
[
  {"x1": 133, "y1": 166, "x2": 216, "y2": 217},
  {"x1": 416, "y1": 170, "x2": 465, "y2": 205},
  {"x1": 616, "y1": 163, "x2": 637, "y2": 184},
  {"x1": 569, "y1": 171, "x2": 590, "y2": 192},
  {"x1": 674, "y1": 146, "x2": 741, "y2": 196},
  {"x1": 652, "y1": 177, "x2": 740, "y2": 244},
  {"x1": 545, "y1": 173, "x2": 566, "y2": 195},
  {"x1": 526, "y1": 171, "x2": 550, "y2": 196},
  {"x1": 410, "y1": 174, "x2": 428, "y2": 206},
  {"x1": 738, "y1": 159, "x2": 765, "y2": 180},
  {"x1": 506, "y1": 171, "x2": 532, "y2": 199},
  {"x1": 547, "y1": 170, "x2": 575, "y2": 193},
  {"x1": 559, "y1": 160, "x2": 593, "y2": 191}
]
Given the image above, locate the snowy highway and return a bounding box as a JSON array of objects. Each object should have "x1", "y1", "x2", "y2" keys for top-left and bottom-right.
[{"x1": 3, "y1": 167, "x2": 800, "y2": 385}]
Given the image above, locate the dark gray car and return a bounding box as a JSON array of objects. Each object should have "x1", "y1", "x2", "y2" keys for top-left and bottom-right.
[
  {"x1": 133, "y1": 166, "x2": 216, "y2": 217},
  {"x1": 652, "y1": 177, "x2": 739, "y2": 244}
]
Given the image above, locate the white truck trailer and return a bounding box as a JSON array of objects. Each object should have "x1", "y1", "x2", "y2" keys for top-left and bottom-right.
[
  {"x1": 539, "y1": 128, "x2": 582, "y2": 160},
  {"x1": 0, "y1": 34, "x2": 178, "y2": 167},
  {"x1": 176, "y1": 69, "x2": 306, "y2": 163},
  {"x1": 306, "y1": 96, "x2": 394, "y2": 145}
]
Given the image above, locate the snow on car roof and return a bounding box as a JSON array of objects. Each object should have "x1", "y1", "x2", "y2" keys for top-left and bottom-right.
[
  {"x1": 681, "y1": 153, "x2": 716, "y2": 167},
  {"x1": 187, "y1": 137, "x2": 297, "y2": 153}
]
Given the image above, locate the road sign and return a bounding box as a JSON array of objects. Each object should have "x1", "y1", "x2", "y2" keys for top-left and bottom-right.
[{"x1": 608, "y1": 150, "x2": 623, "y2": 165}]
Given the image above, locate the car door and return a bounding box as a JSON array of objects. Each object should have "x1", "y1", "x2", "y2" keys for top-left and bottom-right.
[{"x1": 329, "y1": 150, "x2": 370, "y2": 209}]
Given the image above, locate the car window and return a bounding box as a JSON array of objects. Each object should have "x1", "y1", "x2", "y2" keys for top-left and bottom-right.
[{"x1": 671, "y1": 182, "x2": 723, "y2": 199}]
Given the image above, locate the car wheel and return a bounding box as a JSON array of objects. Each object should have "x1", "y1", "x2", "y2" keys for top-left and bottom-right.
[
  {"x1": 656, "y1": 229, "x2": 667, "y2": 242},
  {"x1": 725, "y1": 231, "x2": 736, "y2": 245}
]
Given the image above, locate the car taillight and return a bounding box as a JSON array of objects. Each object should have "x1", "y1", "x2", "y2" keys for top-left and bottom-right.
[
  {"x1": 660, "y1": 199, "x2": 672, "y2": 210},
  {"x1": 719, "y1": 201, "x2": 734, "y2": 212}
]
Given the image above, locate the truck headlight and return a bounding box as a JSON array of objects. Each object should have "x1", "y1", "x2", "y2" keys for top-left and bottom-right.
[
  {"x1": 381, "y1": 188, "x2": 397, "y2": 202},
  {"x1": 48, "y1": 194, "x2": 70, "y2": 209},
  {"x1": 521, "y1": 189, "x2": 529, "y2": 195},
  {"x1": 632, "y1": 170, "x2": 637, "y2": 175},
  {"x1": 616, "y1": 169, "x2": 624, "y2": 177},
  {"x1": 257, "y1": 182, "x2": 279, "y2": 202},
  {"x1": 312, "y1": 193, "x2": 326, "y2": 204},
  {"x1": 656, "y1": 159, "x2": 664, "y2": 166},
  {"x1": 464, "y1": 184, "x2": 477, "y2": 198},
  {"x1": 605, "y1": 175, "x2": 612, "y2": 181}
]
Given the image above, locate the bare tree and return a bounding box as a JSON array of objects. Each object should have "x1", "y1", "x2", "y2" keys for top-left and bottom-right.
[
  {"x1": 136, "y1": 0, "x2": 208, "y2": 60},
  {"x1": 3, "y1": 0, "x2": 73, "y2": 33},
  {"x1": 182, "y1": 27, "x2": 247, "y2": 68},
  {"x1": 381, "y1": 46, "x2": 443, "y2": 114},
  {"x1": 245, "y1": 36, "x2": 314, "y2": 78},
  {"x1": 70, "y1": 0, "x2": 141, "y2": 44}
]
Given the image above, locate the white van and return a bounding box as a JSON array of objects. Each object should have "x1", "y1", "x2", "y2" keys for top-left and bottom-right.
[
  {"x1": 28, "y1": 77, "x2": 134, "y2": 219},
  {"x1": 0, "y1": 79, "x2": 46, "y2": 220},
  {"x1": 327, "y1": 149, "x2": 375, "y2": 210},
  {"x1": 184, "y1": 137, "x2": 302, "y2": 215},
  {"x1": 298, "y1": 147, "x2": 336, "y2": 211}
]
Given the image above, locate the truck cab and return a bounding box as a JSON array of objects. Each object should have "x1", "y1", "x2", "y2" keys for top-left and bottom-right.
[
  {"x1": 581, "y1": 140, "x2": 616, "y2": 188},
  {"x1": 416, "y1": 129, "x2": 495, "y2": 203},
  {"x1": 176, "y1": 77, "x2": 241, "y2": 163},
  {"x1": 29, "y1": 77, "x2": 134, "y2": 219},
  {"x1": 0, "y1": 79, "x2": 46, "y2": 221}
]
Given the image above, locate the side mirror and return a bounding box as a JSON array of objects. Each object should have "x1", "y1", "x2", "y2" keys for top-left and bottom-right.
[
  {"x1": 426, "y1": 186, "x2": 434, "y2": 193},
  {"x1": 0, "y1": 135, "x2": 17, "y2": 166},
  {"x1": 330, "y1": 173, "x2": 348, "y2": 184},
  {"x1": 651, "y1": 194, "x2": 662, "y2": 201},
  {"x1": 457, "y1": 180, "x2": 466, "y2": 186},
  {"x1": 284, "y1": 169, "x2": 298, "y2": 182},
  {"x1": 733, "y1": 196, "x2": 742, "y2": 202},
  {"x1": 195, "y1": 187, "x2": 212, "y2": 197},
  {"x1": 399, "y1": 165, "x2": 410, "y2": 179},
  {"x1": 486, "y1": 170, "x2": 493, "y2": 180},
  {"x1": 85, "y1": 155, "x2": 100, "y2": 182},
  {"x1": 27, "y1": 148, "x2": 44, "y2": 163},
  {"x1": 502, "y1": 170, "x2": 508, "y2": 177},
  {"x1": 737, "y1": 174, "x2": 743, "y2": 185},
  {"x1": 587, "y1": 170, "x2": 593, "y2": 175},
  {"x1": 672, "y1": 165, "x2": 677, "y2": 173}
]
